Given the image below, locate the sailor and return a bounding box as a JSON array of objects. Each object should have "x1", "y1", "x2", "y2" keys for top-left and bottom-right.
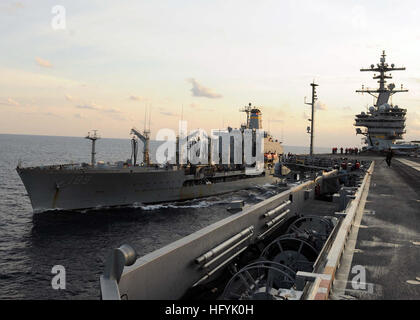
[
  {"x1": 385, "y1": 148, "x2": 394, "y2": 167},
  {"x1": 340, "y1": 147, "x2": 343, "y2": 154}
]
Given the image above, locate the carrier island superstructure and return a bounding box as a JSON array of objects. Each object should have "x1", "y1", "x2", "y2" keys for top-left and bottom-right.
[
  {"x1": 16, "y1": 105, "x2": 284, "y2": 212},
  {"x1": 354, "y1": 51, "x2": 419, "y2": 152}
]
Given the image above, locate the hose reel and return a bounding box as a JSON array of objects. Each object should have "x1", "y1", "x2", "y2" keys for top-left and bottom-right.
[
  {"x1": 222, "y1": 215, "x2": 336, "y2": 300},
  {"x1": 260, "y1": 235, "x2": 318, "y2": 273},
  {"x1": 286, "y1": 215, "x2": 336, "y2": 251}
]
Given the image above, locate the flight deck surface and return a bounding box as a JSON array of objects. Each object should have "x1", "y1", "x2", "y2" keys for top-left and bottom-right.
[{"x1": 332, "y1": 156, "x2": 420, "y2": 299}]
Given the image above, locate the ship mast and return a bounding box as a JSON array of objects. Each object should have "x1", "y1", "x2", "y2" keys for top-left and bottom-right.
[
  {"x1": 240, "y1": 103, "x2": 253, "y2": 128},
  {"x1": 131, "y1": 104, "x2": 151, "y2": 166},
  {"x1": 85, "y1": 130, "x2": 100, "y2": 166},
  {"x1": 356, "y1": 50, "x2": 408, "y2": 106},
  {"x1": 305, "y1": 82, "x2": 318, "y2": 157},
  {"x1": 131, "y1": 127, "x2": 150, "y2": 166}
]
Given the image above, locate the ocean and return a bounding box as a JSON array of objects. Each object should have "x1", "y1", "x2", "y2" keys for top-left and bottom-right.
[{"x1": 0, "y1": 134, "x2": 330, "y2": 299}]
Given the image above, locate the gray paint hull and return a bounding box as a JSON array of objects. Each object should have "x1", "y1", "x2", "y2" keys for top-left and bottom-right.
[{"x1": 17, "y1": 167, "x2": 279, "y2": 212}]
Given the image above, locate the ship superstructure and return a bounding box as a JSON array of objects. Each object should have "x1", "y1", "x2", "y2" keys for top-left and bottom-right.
[
  {"x1": 240, "y1": 103, "x2": 283, "y2": 162},
  {"x1": 354, "y1": 51, "x2": 409, "y2": 151}
]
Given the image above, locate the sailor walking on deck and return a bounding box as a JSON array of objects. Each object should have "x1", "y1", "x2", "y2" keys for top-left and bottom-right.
[{"x1": 386, "y1": 148, "x2": 394, "y2": 167}]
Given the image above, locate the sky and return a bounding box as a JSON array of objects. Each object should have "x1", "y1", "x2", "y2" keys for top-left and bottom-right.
[{"x1": 1, "y1": 0, "x2": 420, "y2": 148}]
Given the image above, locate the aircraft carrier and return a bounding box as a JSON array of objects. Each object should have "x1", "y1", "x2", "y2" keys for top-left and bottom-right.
[{"x1": 16, "y1": 105, "x2": 284, "y2": 212}]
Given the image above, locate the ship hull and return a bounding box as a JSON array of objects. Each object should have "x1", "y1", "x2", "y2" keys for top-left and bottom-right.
[{"x1": 17, "y1": 167, "x2": 279, "y2": 212}]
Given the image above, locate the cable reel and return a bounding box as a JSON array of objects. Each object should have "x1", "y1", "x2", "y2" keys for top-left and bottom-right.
[
  {"x1": 260, "y1": 235, "x2": 319, "y2": 273},
  {"x1": 286, "y1": 215, "x2": 336, "y2": 251},
  {"x1": 222, "y1": 260, "x2": 297, "y2": 300}
]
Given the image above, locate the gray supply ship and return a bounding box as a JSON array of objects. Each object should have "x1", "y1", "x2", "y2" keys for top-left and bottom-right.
[
  {"x1": 355, "y1": 51, "x2": 420, "y2": 153},
  {"x1": 16, "y1": 105, "x2": 284, "y2": 212}
]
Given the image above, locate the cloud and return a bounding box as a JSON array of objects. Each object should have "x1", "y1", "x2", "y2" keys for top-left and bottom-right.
[
  {"x1": 129, "y1": 95, "x2": 143, "y2": 101},
  {"x1": 160, "y1": 111, "x2": 178, "y2": 117},
  {"x1": 42, "y1": 112, "x2": 60, "y2": 117},
  {"x1": 315, "y1": 101, "x2": 327, "y2": 110},
  {"x1": 76, "y1": 103, "x2": 99, "y2": 110},
  {"x1": 65, "y1": 94, "x2": 74, "y2": 102},
  {"x1": 187, "y1": 78, "x2": 222, "y2": 99},
  {"x1": 22, "y1": 111, "x2": 61, "y2": 118},
  {"x1": 35, "y1": 57, "x2": 52, "y2": 68},
  {"x1": 74, "y1": 113, "x2": 83, "y2": 119},
  {"x1": 0, "y1": 97, "x2": 20, "y2": 106},
  {"x1": 76, "y1": 102, "x2": 121, "y2": 114},
  {"x1": 102, "y1": 107, "x2": 121, "y2": 113}
]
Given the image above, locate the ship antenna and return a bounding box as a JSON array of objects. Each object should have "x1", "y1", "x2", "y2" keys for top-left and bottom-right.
[
  {"x1": 281, "y1": 125, "x2": 284, "y2": 143},
  {"x1": 85, "y1": 130, "x2": 100, "y2": 166},
  {"x1": 304, "y1": 81, "x2": 319, "y2": 157},
  {"x1": 148, "y1": 104, "x2": 152, "y2": 132},
  {"x1": 181, "y1": 104, "x2": 184, "y2": 122},
  {"x1": 239, "y1": 103, "x2": 252, "y2": 128},
  {"x1": 356, "y1": 50, "x2": 408, "y2": 106},
  {"x1": 130, "y1": 103, "x2": 151, "y2": 166},
  {"x1": 143, "y1": 103, "x2": 147, "y2": 132}
]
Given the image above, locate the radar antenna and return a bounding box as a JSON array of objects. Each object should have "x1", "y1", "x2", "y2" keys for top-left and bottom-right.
[
  {"x1": 240, "y1": 102, "x2": 253, "y2": 128},
  {"x1": 356, "y1": 50, "x2": 408, "y2": 106}
]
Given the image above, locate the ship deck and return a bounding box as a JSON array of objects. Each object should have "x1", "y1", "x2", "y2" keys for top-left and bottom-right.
[{"x1": 327, "y1": 154, "x2": 420, "y2": 299}]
